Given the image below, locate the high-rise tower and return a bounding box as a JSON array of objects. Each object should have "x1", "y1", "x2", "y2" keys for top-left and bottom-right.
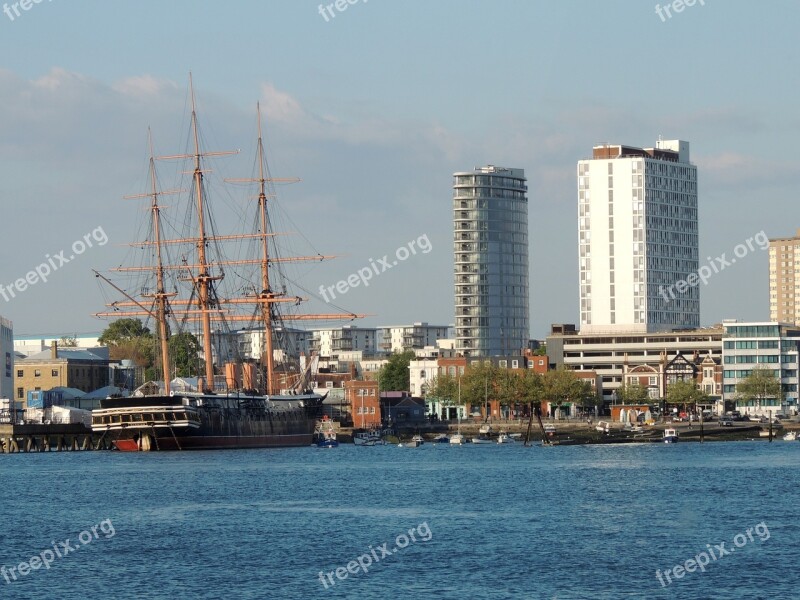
[
  {"x1": 578, "y1": 139, "x2": 698, "y2": 333},
  {"x1": 453, "y1": 166, "x2": 529, "y2": 357}
]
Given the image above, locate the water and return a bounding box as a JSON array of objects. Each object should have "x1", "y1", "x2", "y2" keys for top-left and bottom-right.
[{"x1": 1, "y1": 441, "x2": 798, "y2": 599}]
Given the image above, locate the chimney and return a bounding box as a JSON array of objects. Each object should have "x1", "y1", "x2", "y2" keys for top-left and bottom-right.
[{"x1": 51, "y1": 340, "x2": 58, "y2": 360}]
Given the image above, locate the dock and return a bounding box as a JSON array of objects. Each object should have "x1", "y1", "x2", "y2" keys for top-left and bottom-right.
[{"x1": 0, "y1": 424, "x2": 110, "y2": 453}]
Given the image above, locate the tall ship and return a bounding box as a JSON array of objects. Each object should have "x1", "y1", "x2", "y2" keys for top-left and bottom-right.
[{"x1": 91, "y1": 77, "x2": 361, "y2": 451}]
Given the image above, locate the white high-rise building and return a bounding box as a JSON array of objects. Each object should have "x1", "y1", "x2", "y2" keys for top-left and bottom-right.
[
  {"x1": 453, "y1": 166, "x2": 529, "y2": 357},
  {"x1": 578, "y1": 139, "x2": 698, "y2": 333}
]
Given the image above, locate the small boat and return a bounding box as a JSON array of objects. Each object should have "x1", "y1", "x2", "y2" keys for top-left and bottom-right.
[
  {"x1": 411, "y1": 434, "x2": 425, "y2": 445},
  {"x1": 449, "y1": 433, "x2": 465, "y2": 445},
  {"x1": 595, "y1": 421, "x2": 610, "y2": 433},
  {"x1": 471, "y1": 436, "x2": 494, "y2": 444},
  {"x1": 782, "y1": 431, "x2": 797, "y2": 441},
  {"x1": 478, "y1": 424, "x2": 493, "y2": 435},
  {"x1": 353, "y1": 429, "x2": 386, "y2": 446},
  {"x1": 544, "y1": 424, "x2": 556, "y2": 436},
  {"x1": 497, "y1": 432, "x2": 515, "y2": 444},
  {"x1": 313, "y1": 420, "x2": 339, "y2": 448},
  {"x1": 432, "y1": 433, "x2": 449, "y2": 443},
  {"x1": 400, "y1": 438, "x2": 422, "y2": 448},
  {"x1": 663, "y1": 428, "x2": 679, "y2": 444}
]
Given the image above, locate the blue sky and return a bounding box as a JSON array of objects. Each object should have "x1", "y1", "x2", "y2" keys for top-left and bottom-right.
[{"x1": 1, "y1": 0, "x2": 799, "y2": 339}]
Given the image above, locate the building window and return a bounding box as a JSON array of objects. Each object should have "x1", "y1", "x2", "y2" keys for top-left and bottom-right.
[
  {"x1": 326, "y1": 382, "x2": 334, "y2": 388},
  {"x1": 370, "y1": 407, "x2": 375, "y2": 414},
  {"x1": 512, "y1": 360, "x2": 519, "y2": 369},
  {"x1": 34, "y1": 370, "x2": 41, "y2": 377},
  {"x1": 52, "y1": 369, "x2": 59, "y2": 377},
  {"x1": 16, "y1": 369, "x2": 23, "y2": 378},
  {"x1": 17, "y1": 388, "x2": 23, "y2": 399}
]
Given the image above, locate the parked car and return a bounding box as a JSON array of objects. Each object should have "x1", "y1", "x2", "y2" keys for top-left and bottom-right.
[{"x1": 719, "y1": 418, "x2": 734, "y2": 427}]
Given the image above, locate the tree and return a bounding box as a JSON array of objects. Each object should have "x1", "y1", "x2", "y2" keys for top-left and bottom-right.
[
  {"x1": 426, "y1": 372, "x2": 461, "y2": 418},
  {"x1": 169, "y1": 332, "x2": 203, "y2": 378},
  {"x1": 460, "y1": 362, "x2": 496, "y2": 417},
  {"x1": 665, "y1": 379, "x2": 709, "y2": 414},
  {"x1": 616, "y1": 382, "x2": 651, "y2": 404},
  {"x1": 98, "y1": 318, "x2": 155, "y2": 366},
  {"x1": 378, "y1": 349, "x2": 416, "y2": 392},
  {"x1": 59, "y1": 335, "x2": 78, "y2": 347},
  {"x1": 542, "y1": 367, "x2": 591, "y2": 418},
  {"x1": 736, "y1": 368, "x2": 783, "y2": 412},
  {"x1": 98, "y1": 318, "x2": 151, "y2": 346}
]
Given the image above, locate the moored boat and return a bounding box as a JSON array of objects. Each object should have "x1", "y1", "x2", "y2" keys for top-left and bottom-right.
[
  {"x1": 449, "y1": 432, "x2": 465, "y2": 445},
  {"x1": 497, "y1": 432, "x2": 515, "y2": 444},
  {"x1": 314, "y1": 419, "x2": 339, "y2": 448},
  {"x1": 663, "y1": 428, "x2": 679, "y2": 444},
  {"x1": 353, "y1": 430, "x2": 386, "y2": 446}
]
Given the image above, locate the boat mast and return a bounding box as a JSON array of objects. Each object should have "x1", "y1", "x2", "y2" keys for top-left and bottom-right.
[
  {"x1": 147, "y1": 130, "x2": 173, "y2": 395},
  {"x1": 188, "y1": 74, "x2": 220, "y2": 392}
]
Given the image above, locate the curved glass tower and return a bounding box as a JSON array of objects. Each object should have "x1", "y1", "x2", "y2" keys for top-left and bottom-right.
[{"x1": 453, "y1": 166, "x2": 529, "y2": 357}]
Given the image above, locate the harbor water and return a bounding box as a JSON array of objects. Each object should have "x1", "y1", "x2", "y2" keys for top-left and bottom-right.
[{"x1": 1, "y1": 441, "x2": 798, "y2": 599}]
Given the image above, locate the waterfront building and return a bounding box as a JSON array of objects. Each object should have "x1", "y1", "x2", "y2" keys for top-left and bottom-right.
[
  {"x1": 578, "y1": 139, "x2": 698, "y2": 333},
  {"x1": 546, "y1": 324, "x2": 723, "y2": 408},
  {"x1": 344, "y1": 379, "x2": 381, "y2": 428},
  {"x1": 769, "y1": 230, "x2": 800, "y2": 325},
  {"x1": 409, "y1": 357, "x2": 438, "y2": 397},
  {"x1": 199, "y1": 326, "x2": 312, "y2": 364},
  {"x1": 1, "y1": 315, "x2": 13, "y2": 400},
  {"x1": 14, "y1": 342, "x2": 110, "y2": 408},
  {"x1": 722, "y1": 320, "x2": 800, "y2": 416},
  {"x1": 453, "y1": 165, "x2": 529, "y2": 357},
  {"x1": 376, "y1": 323, "x2": 452, "y2": 355},
  {"x1": 310, "y1": 326, "x2": 377, "y2": 359}
]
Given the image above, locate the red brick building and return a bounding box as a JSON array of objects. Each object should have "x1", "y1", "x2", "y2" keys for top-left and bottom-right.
[{"x1": 344, "y1": 379, "x2": 380, "y2": 428}]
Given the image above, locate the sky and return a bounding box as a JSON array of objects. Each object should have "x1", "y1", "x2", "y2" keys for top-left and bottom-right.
[{"x1": 1, "y1": 0, "x2": 799, "y2": 340}]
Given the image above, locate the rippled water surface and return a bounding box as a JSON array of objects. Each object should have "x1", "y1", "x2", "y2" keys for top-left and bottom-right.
[{"x1": 1, "y1": 441, "x2": 798, "y2": 599}]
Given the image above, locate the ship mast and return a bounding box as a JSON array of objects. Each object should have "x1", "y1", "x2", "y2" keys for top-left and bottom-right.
[
  {"x1": 147, "y1": 130, "x2": 173, "y2": 395},
  {"x1": 256, "y1": 104, "x2": 276, "y2": 394},
  {"x1": 187, "y1": 75, "x2": 219, "y2": 391}
]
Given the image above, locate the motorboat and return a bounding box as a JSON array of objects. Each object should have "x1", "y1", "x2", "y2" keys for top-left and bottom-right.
[
  {"x1": 449, "y1": 432, "x2": 465, "y2": 445},
  {"x1": 595, "y1": 421, "x2": 610, "y2": 433},
  {"x1": 411, "y1": 434, "x2": 425, "y2": 445},
  {"x1": 353, "y1": 429, "x2": 386, "y2": 446},
  {"x1": 471, "y1": 436, "x2": 494, "y2": 444},
  {"x1": 663, "y1": 428, "x2": 679, "y2": 444},
  {"x1": 432, "y1": 433, "x2": 449, "y2": 443},
  {"x1": 783, "y1": 431, "x2": 797, "y2": 441},
  {"x1": 399, "y1": 438, "x2": 421, "y2": 448},
  {"x1": 497, "y1": 432, "x2": 515, "y2": 444},
  {"x1": 313, "y1": 420, "x2": 339, "y2": 448}
]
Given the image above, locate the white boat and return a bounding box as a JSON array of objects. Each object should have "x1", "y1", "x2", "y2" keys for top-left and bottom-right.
[
  {"x1": 478, "y1": 424, "x2": 493, "y2": 435},
  {"x1": 399, "y1": 438, "x2": 421, "y2": 448},
  {"x1": 663, "y1": 428, "x2": 679, "y2": 444},
  {"x1": 449, "y1": 433, "x2": 465, "y2": 445},
  {"x1": 353, "y1": 430, "x2": 386, "y2": 446},
  {"x1": 782, "y1": 431, "x2": 797, "y2": 441},
  {"x1": 432, "y1": 433, "x2": 449, "y2": 443},
  {"x1": 595, "y1": 421, "x2": 610, "y2": 433},
  {"x1": 471, "y1": 436, "x2": 494, "y2": 444},
  {"x1": 497, "y1": 432, "x2": 515, "y2": 444},
  {"x1": 411, "y1": 434, "x2": 425, "y2": 445}
]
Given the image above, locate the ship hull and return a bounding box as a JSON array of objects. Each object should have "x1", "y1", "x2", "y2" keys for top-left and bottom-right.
[{"x1": 93, "y1": 393, "x2": 323, "y2": 452}]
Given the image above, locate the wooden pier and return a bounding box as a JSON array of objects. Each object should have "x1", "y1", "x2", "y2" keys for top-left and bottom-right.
[{"x1": 0, "y1": 424, "x2": 111, "y2": 453}]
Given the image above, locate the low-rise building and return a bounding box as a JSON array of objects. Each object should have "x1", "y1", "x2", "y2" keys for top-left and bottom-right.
[
  {"x1": 13, "y1": 343, "x2": 110, "y2": 408},
  {"x1": 547, "y1": 324, "x2": 724, "y2": 410},
  {"x1": 345, "y1": 380, "x2": 380, "y2": 428},
  {"x1": 376, "y1": 323, "x2": 452, "y2": 355},
  {"x1": 722, "y1": 321, "x2": 800, "y2": 416}
]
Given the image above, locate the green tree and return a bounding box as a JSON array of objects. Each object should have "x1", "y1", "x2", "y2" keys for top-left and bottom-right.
[
  {"x1": 378, "y1": 349, "x2": 416, "y2": 392},
  {"x1": 98, "y1": 318, "x2": 155, "y2": 366},
  {"x1": 616, "y1": 382, "x2": 651, "y2": 404},
  {"x1": 460, "y1": 362, "x2": 496, "y2": 416},
  {"x1": 59, "y1": 335, "x2": 78, "y2": 347},
  {"x1": 169, "y1": 332, "x2": 203, "y2": 378},
  {"x1": 665, "y1": 379, "x2": 710, "y2": 418},
  {"x1": 736, "y1": 368, "x2": 783, "y2": 410},
  {"x1": 542, "y1": 367, "x2": 590, "y2": 418}
]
